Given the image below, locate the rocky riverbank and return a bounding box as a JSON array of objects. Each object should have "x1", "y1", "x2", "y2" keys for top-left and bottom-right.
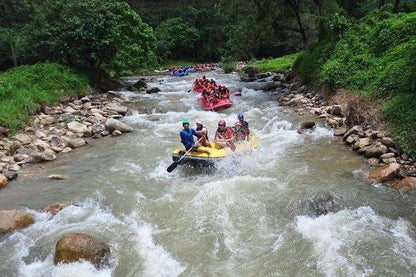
[
  {"x1": 241, "y1": 67, "x2": 416, "y2": 192},
  {"x1": 0, "y1": 91, "x2": 135, "y2": 189}
]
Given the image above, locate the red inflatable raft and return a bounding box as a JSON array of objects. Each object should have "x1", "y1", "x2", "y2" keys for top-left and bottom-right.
[
  {"x1": 199, "y1": 97, "x2": 233, "y2": 111},
  {"x1": 193, "y1": 87, "x2": 204, "y2": 93}
]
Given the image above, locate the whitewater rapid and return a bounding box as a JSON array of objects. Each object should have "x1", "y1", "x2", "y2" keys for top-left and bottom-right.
[{"x1": 1, "y1": 72, "x2": 416, "y2": 276}]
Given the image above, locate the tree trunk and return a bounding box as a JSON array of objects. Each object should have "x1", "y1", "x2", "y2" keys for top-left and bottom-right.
[
  {"x1": 393, "y1": 0, "x2": 401, "y2": 13},
  {"x1": 294, "y1": 9, "x2": 308, "y2": 48},
  {"x1": 313, "y1": 0, "x2": 325, "y2": 38},
  {"x1": 9, "y1": 32, "x2": 17, "y2": 67},
  {"x1": 378, "y1": 0, "x2": 386, "y2": 8}
]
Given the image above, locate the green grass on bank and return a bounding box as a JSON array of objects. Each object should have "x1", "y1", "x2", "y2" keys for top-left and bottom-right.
[
  {"x1": 294, "y1": 9, "x2": 416, "y2": 157},
  {"x1": 222, "y1": 61, "x2": 237, "y2": 73},
  {"x1": 0, "y1": 63, "x2": 91, "y2": 131},
  {"x1": 248, "y1": 53, "x2": 301, "y2": 73}
]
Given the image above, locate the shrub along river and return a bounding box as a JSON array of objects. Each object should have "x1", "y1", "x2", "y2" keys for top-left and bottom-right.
[{"x1": 1, "y1": 72, "x2": 416, "y2": 276}]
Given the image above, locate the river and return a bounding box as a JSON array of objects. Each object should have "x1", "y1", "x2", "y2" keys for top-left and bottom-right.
[{"x1": 1, "y1": 72, "x2": 416, "y2": 276}]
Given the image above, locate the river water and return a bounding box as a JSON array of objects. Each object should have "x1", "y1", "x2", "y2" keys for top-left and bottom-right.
[{"x1": 1, "y1": 72, "x2": 416, "y2": 277}]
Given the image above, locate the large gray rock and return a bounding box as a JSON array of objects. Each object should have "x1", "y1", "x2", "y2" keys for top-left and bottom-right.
[
  {"x1": 245, "y1": 66, "x2": 260, "y2": 77},
  {"x1": 261, "y1": 82, "x2": 278, "y2": 91},
  {"x1": 334, "y1": 127, "x2": 347, "y2": 136},
  {"x1": 42, "y1": 149, "x2": 57, "y2": 161},
  {"x1": 68, "y1": 138, "x2": 86, "y2": 148},
  {"x1": 364, "y1": 142, "x2": 388, "y2": 158},
  {"x1": 328, "y1": 105, "x2": 342, "y2": 117},
  {"x1": 13, "y1": 134, "x2": 32, "y2": 145},
  {"x1": 345, "y1": 134, "x2": 359, "y2": 145},
  {"x1": 353, "y1": 138, "x2": 371, "y2": 150},
  {"x1": 105, "y1": 118, "x2": 133, "y2": 133},
  {"x1": 297, "y1": 122, "x2": 316, "y2": 134},
  {"x1": 308, "y1": 193, "x2": 340, "y2": 216},
  {"x1": 0, "y1": 210, "x2": 34, "y2": 233},
  {"x1": 54, "y1": 232, "x2": 110, "y2": 268},
  {"x1": 343, "y1": 126, "x2": 363, "y2": 140},
  {"x1": 105, "y1": 103, "x2": 128, "y2": 115},
  {"x1": 67, "y1": 121, "x2": 90, "y2": 137},
  {"x1": 132, "y1": 79, "x2": 148, "y2": 90},
  {"x1": 146, "y1": 87, "x2": 161, "y2": 94},
  {"x1": 30, "y1": 149, "x2": 57, "y2": 162}
]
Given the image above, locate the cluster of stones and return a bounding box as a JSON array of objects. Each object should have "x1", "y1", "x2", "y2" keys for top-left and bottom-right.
[
  {"x1": 0, "y1": 93, "x2": 133, "y2": 185},
  {"x1": 261, "y1": 72, "x2": 416, "y2": 191}
]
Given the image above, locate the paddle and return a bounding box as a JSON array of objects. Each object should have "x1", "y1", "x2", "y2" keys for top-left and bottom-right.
[{"x1": 167, "y1": 138, "x2": 203, "y2": 173}]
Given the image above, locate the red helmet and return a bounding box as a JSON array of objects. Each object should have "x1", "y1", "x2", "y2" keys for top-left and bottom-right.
[{"x1": 218, "y1": 120, "x2": 226, "y2": 126}]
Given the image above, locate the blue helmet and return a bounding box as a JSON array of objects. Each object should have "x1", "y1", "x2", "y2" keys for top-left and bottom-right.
[{"x1": 238, "y1": 113, "x2": 244, "y2": 119}]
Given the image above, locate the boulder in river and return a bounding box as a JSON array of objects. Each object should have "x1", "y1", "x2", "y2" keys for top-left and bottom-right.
[
  {"x1": 42, "y1": 201, "x2": 72, "y2": 215},
  {"x1": 297, "y1": 121, "x2": 316, "y2": 134},
  {"x1": 0, "y1": 173, "x2": 7, "y2": 188},
  {"x1": 132, "y1": 79, "x2": 147, "y2": 90},
  {"x1": 0, "y1": 210, "x2": 34, "y2": 233},
  {"x1": 261, "y1": 82, "x2": 278, "y2": 91},
  {"x1": 105, "y1": 118, "x2": 133, "y2": 133},
  {"x1": 368, "y1": 163, "x2": 400, "y2": 184},
  {"x1": 146, "y1": 87, "x2": 161, "y2": 94},
  {"x1": 308, "y1": 192, "x2": 340, "y2": 216},
  {"x1": 54, "y1": 232, "x2": 110, "y2": 268},
  {"x1": 105, "y1": 103, "x2": 128, "y2": 115},
  {"x1": 390, "y1": 177, "x2": 416, "y2": 191},
  {"x1": 245, "y1": 66, "x2": 260, "y2": 77},
  {"x1": 48, "y1": 174, "x2": 68, "y2": 180}
]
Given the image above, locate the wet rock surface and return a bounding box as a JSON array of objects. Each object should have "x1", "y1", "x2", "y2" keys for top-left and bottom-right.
[{"x1": 54, "y1": 232, "x2": 110, "y2": 268}]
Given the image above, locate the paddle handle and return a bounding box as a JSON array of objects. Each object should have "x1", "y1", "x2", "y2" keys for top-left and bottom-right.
[{"x1": 177, "y1": 137, "x2": 203, "y2": 163}]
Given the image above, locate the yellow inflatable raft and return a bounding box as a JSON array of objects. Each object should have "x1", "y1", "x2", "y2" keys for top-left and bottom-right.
[{"x1": 172, "y1": 135, "x2": 259, "y2": 167}]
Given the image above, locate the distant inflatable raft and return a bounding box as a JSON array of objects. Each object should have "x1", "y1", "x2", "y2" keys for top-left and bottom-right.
[{"x1": 199, "y1": 97, "x2": 233, "y2": 111}]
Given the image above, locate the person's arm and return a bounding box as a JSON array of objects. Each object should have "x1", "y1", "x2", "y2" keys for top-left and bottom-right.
[{"x1": 192, "y1": 129, "x2": 202, "y2": 138}]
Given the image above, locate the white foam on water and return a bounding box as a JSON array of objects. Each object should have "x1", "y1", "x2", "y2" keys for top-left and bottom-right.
[
  {"x1": 0, "y1": 198, "x2": 185, "y2": 277},
  {"x1": 110, "y1": 159, "x2": 142, "y2": 175},
  {"x1": 124, "y1": 215, "x2": 186, "y2": 277},
  {"x1": 295, "y1": 206, "x2": 416, "y2": 277},
  {"x1": 21, "y1": 256, "x2": 112, "y2": 277},
  {"x1": 189, "y1": 175, "x2": 278, "y2": 264},
  {"x1": 391, "y1": 218, "x2": 416, "y2": 267}
]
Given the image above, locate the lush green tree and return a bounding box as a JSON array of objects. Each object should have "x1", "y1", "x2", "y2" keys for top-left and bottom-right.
[
  {"x1": 29, "y1": 0, "x2": 157, "y2": 75},
  {"x1": 0, "y1": 0, "x2": 33, "y2": 68},
  {"x1": 217, "y1": 0, "x2": 317, "y2": 59},
  {"x1": 155, "y1": 17, "x2": 200, "y2": 60}
]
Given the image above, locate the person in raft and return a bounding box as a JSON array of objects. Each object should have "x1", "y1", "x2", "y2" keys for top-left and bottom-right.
[
  {"x1": 214, "y1": 120, "x2": 236, "y2": 150},
  {"x1": 234, "y1": 113, "x2": 250, "y2": 141},
  {"x1": 180, "y1": 119, "x2": 210, "y2": 155},
  {"x1": 195, "y1": 120, "x2": 210, "y2": 147}
]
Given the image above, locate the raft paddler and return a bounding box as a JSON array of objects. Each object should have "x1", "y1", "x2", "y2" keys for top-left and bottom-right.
[
  {"x1": 235, "y1": 113, "x2": 250, "y2": 141},
  {"x1": 180, "y1": 119, "x2": 210, "y2": 155},
  {"x1": 195, "y1": 120, "x2": 210, "y2": 147},
  {"x1": 214, "y1": 120, "x2": 236, "y2": 151}
]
